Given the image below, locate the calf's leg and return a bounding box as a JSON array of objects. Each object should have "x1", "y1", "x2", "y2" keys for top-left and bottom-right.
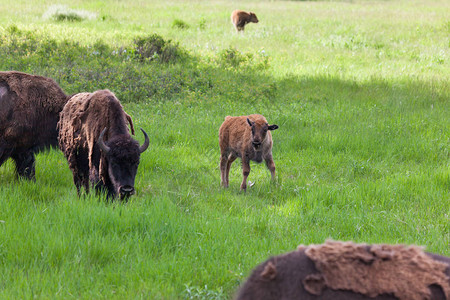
[
  {"x1": 265, "y1": 155, "x2": 276, "y2": 180},
  {"x1": 240, "y1": 158, "x2": 251, "y2": 191},
  {"x1": 225, "y1": 154, "x2": 237, "y2": 188},
  {"x1": 220, "y1": 152, "x2": 229, "y2": 187}
]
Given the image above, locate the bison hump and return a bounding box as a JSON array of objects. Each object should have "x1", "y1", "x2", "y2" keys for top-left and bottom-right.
[{"x1": 304, "y1": 240, "x2": 450, "y2": 300}]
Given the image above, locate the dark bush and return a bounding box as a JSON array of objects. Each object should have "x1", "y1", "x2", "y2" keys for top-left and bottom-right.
[{"x1": 133, "y1": 34, "x2": 188, "y2": 63}]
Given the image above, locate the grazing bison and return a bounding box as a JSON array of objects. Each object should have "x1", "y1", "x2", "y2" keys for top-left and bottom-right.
[
  {"x1": 219, "y1": 114, "x2": 278, "y2": 191},
  {"x1": 235, "y1": 241, "x2": 450, "y2": 300},
  {"x1": 231, "y1": 10, "x2": 259, "y2": 32},
  {"x1": 0, "y1": 71, "x2": 68, "y2": 180},
  {"x1": 58, "y1": 90, "x2": 149, "y2": 200}
]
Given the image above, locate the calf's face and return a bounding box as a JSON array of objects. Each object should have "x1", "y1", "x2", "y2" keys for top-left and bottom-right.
[
  {"x1": 247, "y1": 118, "x2": 278, "y2": 150},
  {"x1": 249, "y1": 12, "x2": 259, "y2": 23},
  {"x1": 98, "y1": 128, "x2": 149, "y2": 200}
]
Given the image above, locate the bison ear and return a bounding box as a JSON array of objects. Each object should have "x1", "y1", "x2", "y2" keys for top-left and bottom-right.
[
  {"x1": 247, "y1": 118, "x2": 254, "y2": 127},
  {"x1": 268, "y1": 124, "x2": 278, "y2": 131},
  {"x1": 260, "y1": 261, "x2": 277, "y2": 281},
  {"x1": 303, "y1": 274, "x2": 325, "y2": 295}
]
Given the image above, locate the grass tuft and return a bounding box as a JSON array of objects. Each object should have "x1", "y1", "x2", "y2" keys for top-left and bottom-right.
[
  {"x1": 172, "y1": 19, "x2": 190, "y2": 30},
  {"x1": 43, "y1": 5, "x2": 96, "y2": 22}
]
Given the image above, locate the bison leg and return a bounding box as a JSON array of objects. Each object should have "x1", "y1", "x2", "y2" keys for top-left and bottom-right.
[
  {"x1": 265, "y1": 155, "x2": 276, "y2": 180},
  {"x1": 67, "y1": 149, "x2": 90, "y2": 195},
  {"x1": 12, "y1": 151, "x2": 35, "y2": 181},
  {"x1": 73, "y1": 172, "x2": 89, "y2": 196},
  {"x1": 240, "y1": 158, "x2": 251, "y2": 191},
  {"x1": 220, "y1": 152, "x2": 229, "y2": 187},
  {"x1": 225, "y1": 154, "x2": 237, "y2": 188},
  {"x1": 0, "y1": 145, "x2": 13, "y2": 168}
]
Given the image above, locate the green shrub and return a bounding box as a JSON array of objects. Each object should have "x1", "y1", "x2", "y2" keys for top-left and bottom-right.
[
  {"x1": 218, "y1": 47, "x2": 270, "y2": 70},
  {"x1": 219, "y1": 47, "x2": 248, "y2": 67},
  {"x1": 172, "y1": 19, "x2": 190, "y2": 29},
  {"x1": 132, "y1": 34, "x2": 188, "y2": 63},
  {"x1": 198, "y1": 18, "x2": 207, "y2": 30}
]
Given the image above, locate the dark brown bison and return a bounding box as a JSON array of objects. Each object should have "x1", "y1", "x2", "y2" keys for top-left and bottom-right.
[
  {"x1": 231, "y1": 10, "x2": 259, "y2": 32},
  {"x1": 0, "y1": 71, "x2": 68, "y2": 180},
  {"x1": 235, "y1": 241, "x2": 450, "y2": 300},
  {"x1": 58, "y1": 90, "x2": 149, "y2": 200},
  {"x1": 219, "y1": 114, "x2": 278, "y2": 190}
]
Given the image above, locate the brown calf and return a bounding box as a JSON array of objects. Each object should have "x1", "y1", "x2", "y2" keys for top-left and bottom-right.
[
  {"x1": 219, "y1": 114, "x2": 278, "y2": 190},
  {"x1": 231, "y1": 10, "x2": 259, "y2": 32}
]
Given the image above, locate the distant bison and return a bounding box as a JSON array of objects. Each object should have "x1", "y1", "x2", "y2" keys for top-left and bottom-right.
[
  {"x1": 235, "y1": 240, "x2": 450, "y2": 300},
  {"x1": 58, "y1": 90, "x2": 149, "y2": 200},
  {"x1": 0, "y1": 71, "x2": 68, "y2": 180},
  {"x1": 231, "y1": 10, "x2": 259, "y2": 32},
  {"x1": 219, "y1": 114, "x2": 278, "y2": 191}
]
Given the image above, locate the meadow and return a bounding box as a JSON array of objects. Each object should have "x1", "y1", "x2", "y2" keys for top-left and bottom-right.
[{"x1": 0, "y1": 0, "x2": 449, "y2": 298}]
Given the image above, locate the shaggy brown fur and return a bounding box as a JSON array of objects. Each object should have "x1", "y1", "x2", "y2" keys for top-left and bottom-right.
[
  {"x1": 0, "y1": 71, "x2": 68, "y2": 180},
  {"x1": 58, "y1": 90, "x2": 148, "y2": 199},
  {"x1": 304, "y1": 241, "x2": 450, "y2": 300},
  {"x1": 235, "y1": 241, "x2": 450, "y2": 300},
  {"x1": 231, "y1": 10, "x2": 259, "y2": 32},
  {"x1": 219, "y1": 114, "x2": 278, "y2": 190}
]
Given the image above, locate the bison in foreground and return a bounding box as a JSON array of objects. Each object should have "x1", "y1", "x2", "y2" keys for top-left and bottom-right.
[
  {"x1": 0, "y1": 71, "x2": 68, "y2": 180},
  {"x1": 235, "y1": 240, "x2": 450, "y2": 300},
  {"x1": 219, "y1": 114, "x2": 278, "y2": 191},
  {"x1": 58, "y1": 90, "x2": 149, "y2": 200},
  {"x1": 231, "y1": 10, "x2": 259, "y2": 32}
]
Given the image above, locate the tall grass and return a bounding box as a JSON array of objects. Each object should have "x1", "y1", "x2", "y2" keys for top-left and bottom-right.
[{"x1": 0, "y1": 0, "x2": 449, "y2": 298}]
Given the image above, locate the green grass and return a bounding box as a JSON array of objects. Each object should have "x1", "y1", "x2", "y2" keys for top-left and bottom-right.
[{"x1": 0, "y1": 0, "x2": 449, "y2": 299}]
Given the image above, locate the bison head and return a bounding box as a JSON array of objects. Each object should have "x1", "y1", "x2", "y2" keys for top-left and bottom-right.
[
  {"x1": 249, "y1": 12, "x2": 259, "y2": 23},
  {"x1": 247, "y1": 118, "x2": 278, "y2": 150},
  {"x1": 98, "y1": 128, "x2": 149, "y2": 200}
]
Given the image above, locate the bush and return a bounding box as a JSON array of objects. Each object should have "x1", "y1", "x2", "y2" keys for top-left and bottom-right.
[
  {"x1": 43, "y1": 5, "x2": 96, "y2": 22},
  {"x1": 172, "y1": 19, "x2": 190, "y2": 30},
  {"x1": 219, "y1": 47, "x2": 248, "y2": 68},
  {"x1": 218, "y1": 46, "x2": 270, "y2": 70},
  {"x1": 132, "y1": 34, "x2": 188, "y2": 63}
]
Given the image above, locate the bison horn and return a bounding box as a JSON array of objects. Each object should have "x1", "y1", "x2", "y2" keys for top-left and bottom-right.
[
  {"x1": 98, "y1": 128, "x2": 111, "y2": 154},
  {"x1": 139, "y1": 128, "x2": 149, "y2": 153}
]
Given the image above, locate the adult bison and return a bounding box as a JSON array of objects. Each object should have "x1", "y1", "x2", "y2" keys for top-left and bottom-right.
[
  {"x1": 235, "y1": 241, "x2": 450, "y2": 300},
  {"x1": 0, "y1": 71, "x2": 68, "y2": 180},
  {"x1": 58, "y1": 90, "x2": 149, "y2": 200}
]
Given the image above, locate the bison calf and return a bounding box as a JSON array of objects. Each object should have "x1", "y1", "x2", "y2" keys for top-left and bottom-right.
[
  {"x1": 231, "y1": 10, "x2": 259, "y2": 32},
  {"x1": 235, "y1": 241, "x2": 450, "y2": 300},
  {"x1": 219, "y1": 114, "x2": 278, "y2": 191},
  {"x1": 58, "y1": 90, "x2": 149, "y2": 200},
  {"x1": 0, "y1": 71, "x2": 68, "y2": 180}
]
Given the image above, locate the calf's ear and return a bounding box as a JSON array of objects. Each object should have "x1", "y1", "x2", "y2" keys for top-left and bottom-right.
[
  {"x1": 261, "y1": 261, "x2": 277, "y2": 280},
  {"x1": 247, "y1": 118, "x2": 254, "y2": 127},
  {"x1": 268, "y1": 124, "x2": 279, "y2": 131}
]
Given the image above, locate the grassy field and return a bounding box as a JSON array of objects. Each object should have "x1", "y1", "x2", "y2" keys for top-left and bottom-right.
[{"x1": 0, "y1": 0, "x2": 449, "y2": 298}]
